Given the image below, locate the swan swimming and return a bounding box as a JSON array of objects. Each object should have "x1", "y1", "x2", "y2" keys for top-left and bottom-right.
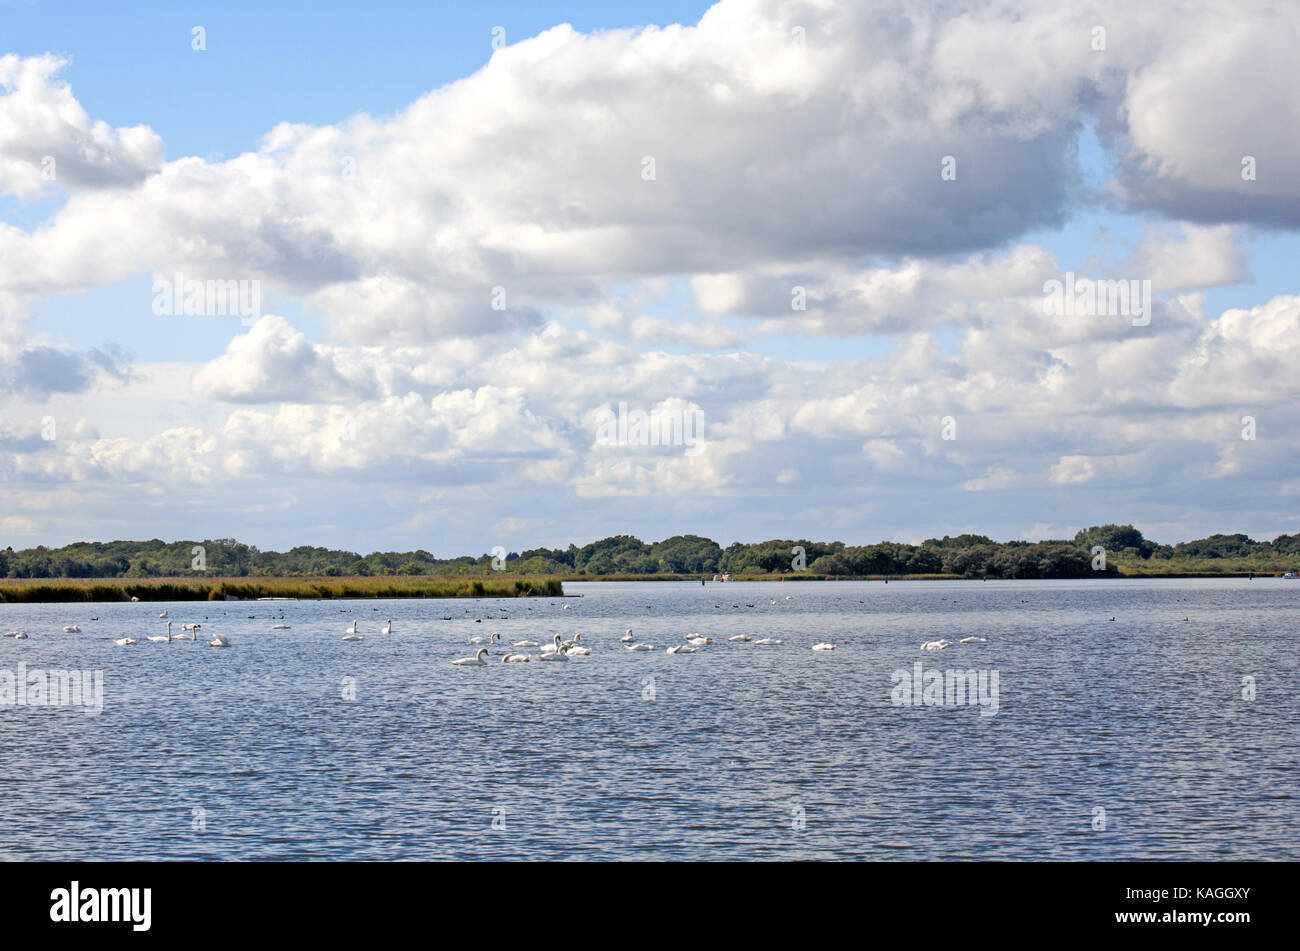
[
  {"x1": 513, "y1": 639, "x2": 540, "y2": 648},
  {"x1": 452, "y1": 647, "x2": 489, "y2": 666},
  {"x1": 666, "y1": 645, "x2": 696, "y2": 654},
  {"x1": 381, "y1": 619, "x2": 392, "y2": 635},
  {"x1": 158, "y1": 610, "x2": 168, "y2": 618},
  {"x1": 469, "y1": 632, "x2": 500, "y2": 645},
  {"x1": 624, "y1": 643, "x2": 655, "y2": 652},
  {"x1": 811, "y1": 642, "x2": 835, "y2": 651},
  {"x1": 686, "y1": 636, "x2": 713, "y2": 646},
  {"x1": 754, "y1": 638, "x2": 782, "y2": 645},
  {"x1": 620, "y1": 629, "x2": 634, "y2": 643},
  {"x1": 957, "y1": 636, "x2": 986, "y2": 644},
  {"x1": 538, "y1": 636, "x2": 568, "y2": 660},
  {"x1": 181, "y1": 623, "x2": 201, "y2": 631},
  {"x1": 147, "y1": 622, "x2": 175, "y2": 643},
  {"x1": 207, "y1": 633, "x2": 231, "y2": 648},
  {"x1": 501, "y1": 651, "x2": 531, "y2": 662},
  {"x1": 342, "y1": 632, "x2": 363, "y2": 642},
  {"x1": 920, "y1": 639, "x2": 951, "y2": 651},
  {"x1": 271, "y1": 624, "x2": 290, "y2": 630},
  {"x1": 345, "y1": 620, "x2": 359, "y2": 636},
  {"x1": 13, "y1": 631, "x2": 30, "y2": 640},
  {"x1": 62, "y1": 625, "x2": 81, "y2": 633},
  {"x1": 114, "y1": 637, "x2": 136, "y2": 646},
  {"x1": 565, "y1": 643, "x2": 591, "y2": 656},
  {"x1": 728, "y1": 634, "x2": 751, "y2": 642}
]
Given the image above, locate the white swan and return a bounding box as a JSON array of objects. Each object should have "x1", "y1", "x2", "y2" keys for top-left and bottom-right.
[
  {"x1": 158, "y1": 610, "x2": 168, "y2": 618},
  {"x1": 561, "y1": 633, "x2": 581, "y2": 649},
  {"x1": 207, "y1": 633, "x2": 230, "y2": 648},
  {"x1": 538, "y1": 639, "x2": 569, "y2": 659},
  {"x1": 13, "y1": 631, "x2": 30, "y2": 640},
  {"x1": 620, "y1": 629, "x2": 634, "y2": 643},
  {"x1": 957, "y1": 636, "x2": 986, "y2": 644},
  {"x1": 666, "y1": 645, "x2": 696, "y2": 654},
  {"x1": 147, "y1": 622, "x2": 175, "y2": 643},
  {"x1": 754, "y1": 638, "x2": 782, "y2": 645},
  {"x1": 811, "y1": 642, "x2": 835, "y2": 651},
  {"x1": 565, "y1": 643, "x2": 591, "y2": 656},
  {"x1": 469, "y1": 632, "x2": 500, "y2": 645},
  {"x1": 345, "y1": 620, "x2": 359, "y2": 636},
  {"x1": 501, "y1": 651, "x2": 531, "y2": 662},
  {"x1": 686, "y1": 636, "x2": 713, "y2": 646},
  {"x1": 920, "y1": 639, "x2": 951, "y2": 651},
  {"x1": 114, "y1": 637, "x2": 136, "y2": 646},
  {"x1": 728, "y1": 634, "x2": 751, "y2": 642},
  {"x1": 513, "y1": 639, "x2": 540, "y2": 648},
  {"x1": 540, "y1": 634, "x2": 564, "y2": 654},
  {"x1": 381, "y1": 618, "x2": 392, "y2": 634},
  {"x1": 271, "y1": 624, "x2": 290, "y2": 630},
  {"x1": 62, "y1": 625, "x2": 81, "y2": 633},
  {"x1": 181, "y1": 623, "x2": 201, "y2": 631},
  {"x1": 624, "y1": 643, "x2": 654, "y2": 652},
  {"x1": 342, "y1": 632, "x2": 363, "y2": 642},
  {"x1": 452, "y1": 647, "x2": 489, "y2": 666}
]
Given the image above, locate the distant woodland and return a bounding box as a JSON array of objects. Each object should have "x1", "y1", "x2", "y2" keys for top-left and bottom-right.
[{"x1": 3, "y1": 525, "x2": 1298, "y2": 579}]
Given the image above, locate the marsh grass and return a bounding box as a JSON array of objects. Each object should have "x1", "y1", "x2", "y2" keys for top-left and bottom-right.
[{"x1": 0, "y1": 575, "x2": 564, "y2": 603}]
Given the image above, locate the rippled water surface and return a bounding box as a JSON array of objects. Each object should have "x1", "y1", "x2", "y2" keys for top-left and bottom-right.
[{"x1": 2, "y1": 578, "x2": 1297, "y2": 860}]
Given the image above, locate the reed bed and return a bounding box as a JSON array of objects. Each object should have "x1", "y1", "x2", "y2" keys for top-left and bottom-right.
[{"x1": 0, "y1": 575, "x2": 564, "y2": 603}]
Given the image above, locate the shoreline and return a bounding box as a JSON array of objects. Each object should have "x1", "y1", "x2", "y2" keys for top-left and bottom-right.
[{"x1": 0, "y1": 571, "x2": 1290, "y2": 603}]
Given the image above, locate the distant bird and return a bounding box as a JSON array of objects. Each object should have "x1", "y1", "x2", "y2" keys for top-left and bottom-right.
[
  {"x1": 452, "y1": 648, "x2": 489, "y2": 666},
  {"x1": 620, "y1": 629, "x2": 634, "y2": 643},
  {"x1": 147, "y1": 622, "x2": 175, "y2": 643},
  {"x1": 624, "y1": 643, "x2": 654, "y2": 652},
  {"x1": 381, "y1": 619, "x2": 392, "y2": 634},
  {"x1": 207, "y1": 633, "x2": 230, "y2": 648},
  {"x1": 728, "y1": 634, "x2": 751, "y2": 642},
  {"x1": 469, "y1": 632, "x2": 499, "y2": 645},
  {"x1": 957, "y1": 636, "x2": 986, "y2": 644},
  {"x1": 158, "y1": 610, "x2": 168, "y2": 618},
  {"x1": 114, "y1": 637, "x2": 136, "y2": 646},
  {"x1": 342, "y1": 632, "x2": 363, "y2": 642},
  {"x1": 687, "y1": 636, "x2": 713, "y2": 646},
  {"x1": 13, "y1": 632, "x2": 30, "y2": 640},
  {"x1": 812, "y1": 642, "x2": 836, "y2": 651},
  {"x1": 501, "y1": 652, "x2": 531, "y2": 662},
  {"x1": 754, "y1": 638, "x2": 782, "y2": 645},
  {"x1": 271, "y1": 624, "x2": 290, "y2": 630},
  {"x1": 62, "y1": 625, "x2": 81, "y2": 633},
  {"x1": 920, "y1": 640, "x2": 950, "y2": 651},
  {"x1": 565, "y1": 643, "x2": 591, "y2": 656},
  {"x1": 666, "y1": 645, "x2": 696, "y2": 654},
  {"x1": 513, "y1": 639, "x2": 540, "y2": 649},
  {"x1": 345, "y1": 620, "x2": 359, "y2": 636}
]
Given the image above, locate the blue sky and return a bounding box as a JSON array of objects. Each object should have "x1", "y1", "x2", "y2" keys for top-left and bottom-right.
[{"x1": 1, "y1": 0, "x2": 1298, "y2": 554}]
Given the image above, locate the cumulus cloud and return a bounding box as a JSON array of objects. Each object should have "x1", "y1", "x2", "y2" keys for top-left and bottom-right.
[
  {"x1": 2, "y1": 1, "x2": 1299, "y2": 548},
  {"x1": 0, "y1": 54, "x2": 163, "y2": 198}
]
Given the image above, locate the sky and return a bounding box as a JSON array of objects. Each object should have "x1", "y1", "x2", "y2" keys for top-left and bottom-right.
[{"x1": 1, "y1": 0, "x2": 1298, "y2": 555}]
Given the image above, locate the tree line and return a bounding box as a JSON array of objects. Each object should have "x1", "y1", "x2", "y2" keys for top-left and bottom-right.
[{"x1": 2, "y1": 525, "x2": 1298, "y2": 580}]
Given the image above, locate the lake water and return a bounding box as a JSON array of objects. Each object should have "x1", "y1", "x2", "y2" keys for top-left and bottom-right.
[{"x1": 1, "y1": 578, "x2": 1296, "y2": 860}]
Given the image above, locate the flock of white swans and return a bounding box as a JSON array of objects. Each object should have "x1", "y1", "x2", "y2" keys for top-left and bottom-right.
[
  {"x1": 447, "y1": 627, "x2": 839, "y2": 665},
  {"x1": 3, "y1": 599, "x2": 996, "y2": 660}
]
